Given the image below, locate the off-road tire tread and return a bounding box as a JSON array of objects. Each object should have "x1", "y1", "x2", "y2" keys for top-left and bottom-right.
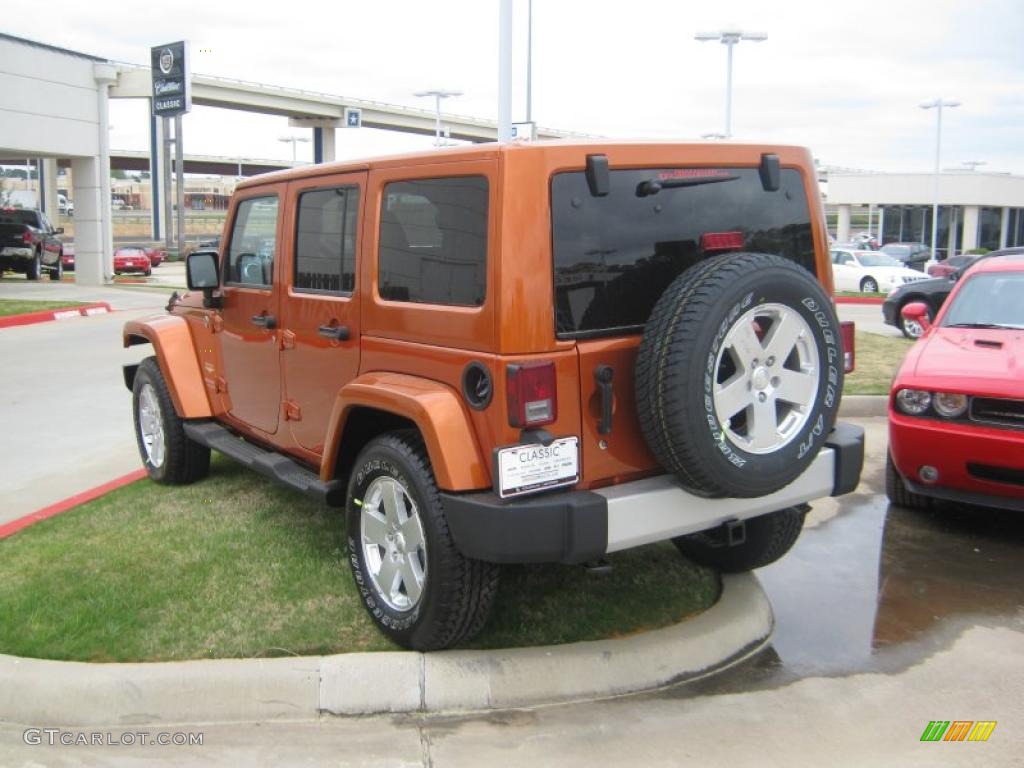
[
  {"x1": 133, "y1": 356, "x2": 211, "y2": 485},
  {"x1": 26, "y1": 251, "x2": 41, "y2": 281},
  {"x1": 351, "y1": 431, "x2": 499, "y2": 650},
  {"x1": 636, "y1": 252, "x2": 841, "y2": 497},
  {"x1": 673, "y1": 507, "x2": 805, "y2": 572}
]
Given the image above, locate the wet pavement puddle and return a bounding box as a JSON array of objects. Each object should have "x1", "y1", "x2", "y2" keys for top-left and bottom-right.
[{"x1": 674, "y1": 491, "x2": 1024, "y2": 696}]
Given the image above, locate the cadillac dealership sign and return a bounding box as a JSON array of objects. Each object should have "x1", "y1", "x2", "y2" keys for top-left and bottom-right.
[{"x1": 151, "y1": 41, "x2": 191, "y2": 117}]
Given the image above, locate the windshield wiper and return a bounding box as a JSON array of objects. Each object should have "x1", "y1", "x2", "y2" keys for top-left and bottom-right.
[{"x1": 636, "y1": 174, "x2": 739, "y2": 197}]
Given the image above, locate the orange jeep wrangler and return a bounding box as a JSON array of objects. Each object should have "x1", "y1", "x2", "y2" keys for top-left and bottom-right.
[{"x1": 123, "y1": 141, "x2": 863, "y2": 650}]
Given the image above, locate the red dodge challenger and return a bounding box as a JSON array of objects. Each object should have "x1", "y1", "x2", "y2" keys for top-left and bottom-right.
[{"x1": 887, "y1": 253, "x2": 1024, "y2": 512}]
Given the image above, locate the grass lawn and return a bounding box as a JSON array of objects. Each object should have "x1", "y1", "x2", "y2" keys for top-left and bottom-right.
[
  {"x1": 844, "y1": 331, "x2": 915, "y2": 395},
  {"x1": 0, "y1": 456, "x2": 719, "y2": 662},
  {"x1": 0, "y1": 298, "x2": 89, "y2": 316}
]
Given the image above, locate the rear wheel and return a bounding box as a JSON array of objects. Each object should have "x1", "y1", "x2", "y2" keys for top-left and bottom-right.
[
  {"x1": 346, "y1": 431, "x2": 499, "y2": 650},
  {"x1": 885, "y1": 452, "x2": 931, "y2": 509},
  {"x1": 26, "y1": 252, "x2": 41, "y2": 280},
  {"x1": 673, "y1": 507, "x2": 806, "y2": 572},
  {"x1": 635, "y1": 252, "x2": 843, "y2": 498},
  {"x1": 860, "y1": 276, "x2": 879, "y2": 293},
  {"x1": 132, "y1": 357, "x2": 210, "y2": 484}
]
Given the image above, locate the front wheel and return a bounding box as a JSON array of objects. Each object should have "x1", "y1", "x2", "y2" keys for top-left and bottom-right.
[
  {"x1": 346, "y1": 432, "x2": 499, "y2": 651},
  {"x1": 885, "y1": 453, "x2": 931, "y2": 509},
  {"x1": 860, "y1": 276, "x2": 879, "y2": 293},
  {"x1": 132, "y1": 357, "x2": 210, "y2": 484},
  {"x1": 672, "y1": 507, "x2": 806, "y2": 572},
  {"x1": 898, "y1": 303, "x2": 931, "y2": 339}
]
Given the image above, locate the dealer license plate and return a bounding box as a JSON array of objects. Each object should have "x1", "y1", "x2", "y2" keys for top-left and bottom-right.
[{"x1": 496, "y1": 436, "x2": 579, "y2": 499}]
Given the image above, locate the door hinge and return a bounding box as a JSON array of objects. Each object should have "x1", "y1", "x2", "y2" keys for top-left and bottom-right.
[
  {"x1": 283, "y1": 400, "x2": 302, "y2": 421},
  {"x1": 213, "y1": 376, "x2": 228, "y2": 394},
  {"x1": 280, "y1": 329, "x2": 296, "y2": 350},
  {"x1": 211, "y1": 315, "x2": 223, "y2": 333}
]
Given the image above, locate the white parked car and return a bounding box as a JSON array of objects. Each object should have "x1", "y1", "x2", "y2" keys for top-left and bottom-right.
[{"x1": 830, "y1": 248, "x2": 929, "y2": 294}]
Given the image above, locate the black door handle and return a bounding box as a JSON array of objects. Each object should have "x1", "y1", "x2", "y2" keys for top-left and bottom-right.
[
  {"x1": 251, "y1": 314, "x2": 276, "y2": 329},
  {"x1": 318, "y1": 324, "x2": 350, "y2": 341},
  {"x1": 595, "y1": 365, "x2": 614, "y2": 435}
]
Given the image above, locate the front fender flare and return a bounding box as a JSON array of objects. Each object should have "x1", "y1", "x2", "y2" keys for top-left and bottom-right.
[
  {"x1": 325, "y1": 373, "x2": 489, "y2": 492},
  {"x1": 123, "y1": 314, "x2": 212, "y2": 419}
]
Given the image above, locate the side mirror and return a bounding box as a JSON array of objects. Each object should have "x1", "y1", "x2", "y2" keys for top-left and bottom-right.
[
  {"x1": 186, "y1": 250, "x2": 222, "y2": 308},
  {"x1": 901, "y1": 302, "x2": 932, "y2": 333}
]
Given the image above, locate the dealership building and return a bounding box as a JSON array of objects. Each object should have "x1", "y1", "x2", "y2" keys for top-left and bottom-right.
[{"x1": 829, "y1": 171, "x2": 1024, "y2": 256}]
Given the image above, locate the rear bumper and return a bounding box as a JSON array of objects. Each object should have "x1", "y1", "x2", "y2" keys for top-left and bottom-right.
[
  {"x1": 0, "y1": 247, "x2": 33, "y2": 260},
  {"x1": 442, "y1": 422, "x2": 864, "y2": 564}
]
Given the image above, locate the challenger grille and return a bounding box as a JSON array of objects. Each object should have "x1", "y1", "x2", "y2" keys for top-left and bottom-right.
[
  {"x1": 967, "y1": 463, "x2": 1024, "y2": 487},
  {"x1": 970, "y1": 397, "x2": 1024, "y2": 430}
]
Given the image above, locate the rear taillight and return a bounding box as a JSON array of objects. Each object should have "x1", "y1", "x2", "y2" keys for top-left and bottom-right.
[
  {"x1": 507, "y1": 361, "x2": 557, "y2": 428},
  {"x1": 840, "y1": 320, "x2": 855, "y2": 373},
  {"x1": 700, "y1": 231, "x2": 745, "y2": 254},
  {"x1": 22, "y1": 230, "x2": 33, "y2": 245}
]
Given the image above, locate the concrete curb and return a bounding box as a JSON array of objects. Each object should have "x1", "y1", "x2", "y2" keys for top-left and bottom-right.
[
  {"x1": 0, "y1": 302, "x2": 112, "y2": 329},
  {"x1": 839, "y1": 395, "x2": 887, "y2": 418},
  {"x1": 0, "y1": 573, "x2": 771, "y2": 726}
]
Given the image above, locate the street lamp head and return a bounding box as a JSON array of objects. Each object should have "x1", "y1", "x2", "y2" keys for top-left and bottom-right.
[
  {"x1": 277, "y1": 135, "x2": 310, "y2": 143},
  {"x1": 920, "y1": 98, "x2": 961, "y2": 110},
  {"x1": 413, "y1": 90, "x2": 463, "y2": 99},
  {"x1": 695, "y1": 29, "x2": 767, "y2": 43}
]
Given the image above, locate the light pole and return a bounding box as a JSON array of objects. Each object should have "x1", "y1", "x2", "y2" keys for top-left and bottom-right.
[
  {"x1": 920, "y1": 98, "x2": 960, "y2": 262},
  {"x1": 694, "y1": 28, "x2": 767, "y2": 138},
  {"x1": 413, "y1": 90, "x2": 463, "y2": 146},
  {"x1": 277, "y1": 135, "x2": 310, "y2": 162}
]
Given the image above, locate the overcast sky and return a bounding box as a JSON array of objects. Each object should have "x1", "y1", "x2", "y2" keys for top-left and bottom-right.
[{"x1": 4, "y1": 0, "x2": 1023, "y2": 173}]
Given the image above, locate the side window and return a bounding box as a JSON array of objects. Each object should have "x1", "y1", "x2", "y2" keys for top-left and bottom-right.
[
  {"x1": 294, "y1": 186, "x2": 359, "y2": 294},
  {"x1": 226, "y1": 196, "x2": 279, "y2": 286},
  {"x1": 378, "y1": 176, "x2": 488, "y2": 306},
  {"x1": 831, "y1": 250, "x2": 840, "y2": 264}
]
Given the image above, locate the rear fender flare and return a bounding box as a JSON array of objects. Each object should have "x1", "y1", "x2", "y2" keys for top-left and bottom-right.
[
  {"x1": 325, "y1": 373, "x2": 489, "y2": 492},
  {"x1": 123, "y1": 315, "x2": 212, "y2": 419}
]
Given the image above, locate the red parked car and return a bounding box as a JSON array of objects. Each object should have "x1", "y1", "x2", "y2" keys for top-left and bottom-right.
[
  {"x1": 61, "y1": 243, "x2": 75, "y2": 271},
  {"x1": 887, "y1": 253, "x2": 1024, "y2": 512},
  {"x1": 113, "y1": 247, "x2": 152, "y2": 276},
  {"x1": 143, "y1": 246, "x2": 165, "y2": 267},
  {"x1": 926, "y1": 253, "x2": 981, "y2": 278}
]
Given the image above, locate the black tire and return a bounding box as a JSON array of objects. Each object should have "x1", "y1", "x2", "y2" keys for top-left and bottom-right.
[
  {"x1": 26, "y1": 251, "x2": 41, "y2": 281},
  {"x1": 49, "y1": 254, "x2": 63, "y2": 281},
  {"x1": 346, "y1": 431, "x2": 499, "y2": 651},
  {"x1": 860, "y1": 276, "x2": 879, "y2": 294},
  {"x1": 885, "y1": 452, "x2": 931, "y2": 509},
  {"x1": 897, "y1": 302, "x2": 932, "y2": 339},
  {"x1": 673, "y1": 507, "x2": 806, "y2": 572},
  {"x1": 635, "y1": 252, "x2": 843, "y2": 498},
  {"x1": 132, "y1": 356, "x2": 211, "y2": 484}
]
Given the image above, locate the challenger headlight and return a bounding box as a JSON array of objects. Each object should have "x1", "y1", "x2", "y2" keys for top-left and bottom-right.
[
  {"x1": 933, "y1": 392, "x2": 969, "y2": 418},
  {"x1": 896, "y1": 389, "x2": 932, "y2": 416}
]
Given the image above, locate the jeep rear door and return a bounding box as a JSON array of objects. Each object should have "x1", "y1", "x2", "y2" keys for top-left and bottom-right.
[{"x1": 279, "y1": 172, "x2": 366, "y2": 457}]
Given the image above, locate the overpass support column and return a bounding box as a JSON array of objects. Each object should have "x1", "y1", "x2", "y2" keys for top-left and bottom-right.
[
  {"x1": 999, "y1": 207, "x2": 1010, "y2": 249},
  {"x1": 292, "y1": 118, "x2": 339, "y2": 164},
  {"x1": 836, "y1": 204, "x2": 852, "y2": 243},
  {"x1": 961, "y1": 205, "x2": 980, "y2": 251},
  {"x1": 40, "y1": 159, "x2": 59, "y2": 220}
]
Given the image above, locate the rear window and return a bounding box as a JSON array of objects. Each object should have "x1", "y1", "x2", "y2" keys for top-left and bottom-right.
[
  {"x1": 0, "y1": 210, "x2": 37, "y2": 226},
  {"x1": 552, "y1": 167, "x2": 815, "y2": 337}
]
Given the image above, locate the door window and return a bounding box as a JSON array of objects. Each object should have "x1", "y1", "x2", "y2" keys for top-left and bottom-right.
[
  {"x1": 226, "y1": 196, "x2": 279, "y2": 286},
  {"x1": 294, "y1": 186, "x2": 359, "y2": 294}
]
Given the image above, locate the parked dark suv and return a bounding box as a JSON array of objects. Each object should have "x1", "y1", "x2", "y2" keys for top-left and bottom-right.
[{"x1": 881, "y1": 242, "x2": 931, "y2": 272}]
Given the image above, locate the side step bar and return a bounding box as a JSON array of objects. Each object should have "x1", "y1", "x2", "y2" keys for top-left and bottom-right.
[{"x1": 183, "y1": 421, "x2": 345, "y2": 506}]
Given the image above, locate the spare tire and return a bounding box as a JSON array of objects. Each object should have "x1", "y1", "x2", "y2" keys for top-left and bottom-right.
[{"x1": 635, "y1": 252, "x2": 843, "y2": 498}]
